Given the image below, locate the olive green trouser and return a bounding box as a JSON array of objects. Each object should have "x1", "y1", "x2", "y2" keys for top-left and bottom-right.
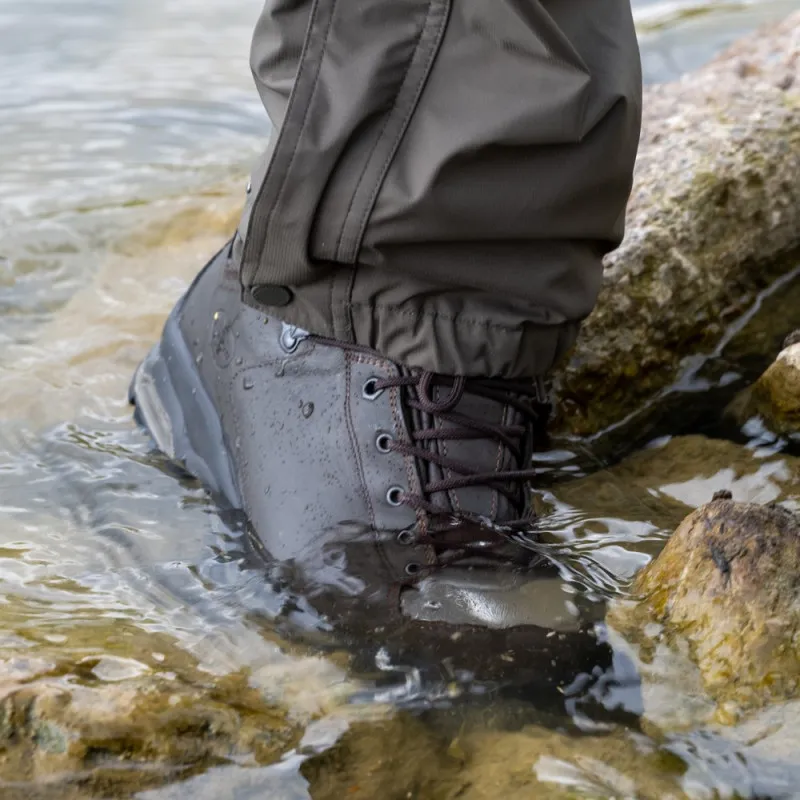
[{"x1": 233, "y1": 0, "x2": 642, "y2": 378}]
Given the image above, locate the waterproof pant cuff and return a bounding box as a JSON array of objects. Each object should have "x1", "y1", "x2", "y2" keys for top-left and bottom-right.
[{"x1": 241, "y1": 266, "x2": 579, "y2": 379}]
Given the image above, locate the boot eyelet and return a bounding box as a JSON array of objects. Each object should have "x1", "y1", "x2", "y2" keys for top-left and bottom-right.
[
  {"x1": 386, "y1": 486, "x2": 404, "y2": 506},
  {"x1": 375, "y1": 432, "x2": 394, "y2": 453},
  {"x1": 405, "y1": 562, "x2": 421, "y2": 576},
  {"x1": 396, "y1": 529, "x2": 415, "y2": 546},
  {"x1": 362, "y1": 378, "x2": 384, "y2": 400},
  {"x1": 279, "y1": 324, "x2": 301, "y2": 353}
]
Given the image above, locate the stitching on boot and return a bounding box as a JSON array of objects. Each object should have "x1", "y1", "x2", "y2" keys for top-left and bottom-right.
[
  {"x1": 436, "y1": 384, "x2": 461, "y2": 515},
  {"x1": 343, "y1": 353, "x2": 377, "y2": 529},
  {"x1": 229, "y1": 379, "x2": 252, "y2": 519},
  {"x1": 350, "y1": 353, "x2": 432, "y2": 574},
  {"x1": 389, "y1": 381, "x2": 433, "y2": 567},
  {"x1": 349, "y1": 352, "x2": 429, "y2": 541}
]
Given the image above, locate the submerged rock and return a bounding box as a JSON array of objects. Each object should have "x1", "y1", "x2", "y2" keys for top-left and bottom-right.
[
  {"x1": 611, "y1": 498, "x2": 800, "y2": 717},
  {"x1": 549, "y1": 433, "x2": 800, "y2": 534},
  {"x1": 728, "y1": 334, "x2": 800, "y2": 435},
  {"x1": 300, "y1": 712, "x2": 688, "y2": 800},
  {"x1": 553, "y1": 13, "x2": 800, "y2": 436},
  {"x1": 0, "y1": 674, "x2": 299, "y2": 796}
]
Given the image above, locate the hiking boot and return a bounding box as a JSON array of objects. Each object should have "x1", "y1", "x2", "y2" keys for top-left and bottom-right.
[{"x1": 130, "y1": 243, "x2": 608, "y2": 693}]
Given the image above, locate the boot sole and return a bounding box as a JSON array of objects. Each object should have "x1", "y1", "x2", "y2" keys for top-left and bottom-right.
[{"x1": 129, "y1": 308, "x2": 241, "y2": 508}]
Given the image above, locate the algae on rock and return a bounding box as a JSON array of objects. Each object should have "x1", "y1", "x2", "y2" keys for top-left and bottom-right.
[
  {"x1": 728, "y1": 336, "x2": 800, "y2": 435},
  {"x1": 0, "y1": 674, "x2": 300, "y2": 797},
  {"x1": 610, "y1": 498, "x2": 800, "y2": 717}
]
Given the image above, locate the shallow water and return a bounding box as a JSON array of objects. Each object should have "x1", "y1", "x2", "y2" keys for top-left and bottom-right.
[{"x1": 1, "y1": 2, "x2": 800, "y2": 798}]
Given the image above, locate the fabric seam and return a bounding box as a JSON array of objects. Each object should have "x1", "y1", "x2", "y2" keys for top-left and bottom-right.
[
  {"x1": 347, "y1": 301, "x2": 573, "y2": 331},
  {"x1": 342, "y1": 0, "x2": 451, "y2": 263},
  {"x1": 334, "y1": 0, "x2": 438, "y2": 262}
]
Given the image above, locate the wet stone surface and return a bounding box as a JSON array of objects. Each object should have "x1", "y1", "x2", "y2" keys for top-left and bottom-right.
[
  {"x1": 728, "y1": 334, "x2": 800, "y2": 436},
  {"x1": 610, "y1": 499, "x2": 800, "y2": 718},
  {"x1": 0, "y1": 675, "x2": 299, "y2": 797},
  {"x1": 552, "y1": 13, "x2": 800, "y2": 438},
  {"x1": 299, "y1": 713, "x2": 689, "y2": 800}
]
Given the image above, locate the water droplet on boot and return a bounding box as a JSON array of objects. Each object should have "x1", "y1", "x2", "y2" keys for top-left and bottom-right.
[
  {"x1": 234, "y1": 357, "x2": 243, "y2": 366},
  {"x1": 275, "y1": 360, "x2": 287, "y2": 378},
  {"x1": 234, "y1": 436, "x2": 242, "y2": 449},
  {"x1": 195, "y1": 354, "x2": 203, "y2": 366},
  {"x1": 242, "y1": 377, "x2": 254, "y2": 390},
  {"x1": 302, "y1": 402, "x2": 315, "y2": 418},
  {"x1": 423, "y1": 600, "x2": 442, "y2": 611}
]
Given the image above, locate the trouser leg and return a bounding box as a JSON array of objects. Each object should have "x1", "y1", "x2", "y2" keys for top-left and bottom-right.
[{"x1": 234, "y1": 0, "x2": 642, "y2": 379}]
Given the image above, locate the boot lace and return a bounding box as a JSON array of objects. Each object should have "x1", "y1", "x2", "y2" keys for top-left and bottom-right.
[{"x1": 371, "y1": 370, "x2": 549, "y2": 535}]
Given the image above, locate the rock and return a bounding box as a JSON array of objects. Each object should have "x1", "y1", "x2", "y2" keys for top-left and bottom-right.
[
  {"x1": 300, "y1": 713, "x2": 465, "y2": 800},
  {"x1": 150, "y1": 705, "x2": 800, "y2": 800},
  {"x1": 452, "y1": 726, "x2": 687, "y2": 800},
  {"x1": 548, "y1": 434, "x2": 800, "y2": 537},
  {"x1": 728, "y1": 337, "x2": 800, "y2": 435},
  {"x1": 550, "y1": 436, "x2": 799, "y2": 732},
  {"x1": 610, "y1": 499, "x2": 800, "y2": 716},
  {"x1": 0, "y1": 673, "x2": 299, "y2": 796},
  {"x1": 553, "y1": 13, "x2": 800, "y2": 437},
  {"x1": 299, "y1": 712, "x2": 688, "y2": 800}
]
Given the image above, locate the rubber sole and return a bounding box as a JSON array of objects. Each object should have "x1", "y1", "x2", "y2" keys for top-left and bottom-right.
[{"x1": 129, "y1": 309, "x2": 241, "y2": 508}]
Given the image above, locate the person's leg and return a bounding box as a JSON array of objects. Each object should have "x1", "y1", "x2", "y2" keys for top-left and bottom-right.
[
  {"x1": 235, "y1": 0, "x2": 641, "y2": 379},
  {"x1": 130, "y1": 0, "x2": 641, "y2": 660}
]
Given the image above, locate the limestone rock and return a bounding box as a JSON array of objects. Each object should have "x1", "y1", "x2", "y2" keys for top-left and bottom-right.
[
  {"x1": 0, "y1": 674, "x2": 299, "y2": 796},
  {"x1": 612, "y1": 499, "x2": 800, "y2": 714},
  {"x1": 553, "y1": 13, "x2": 800, "y2": 436},
  {"x1": 728, "y1": 337, "x2": 800, "y2": 435}
]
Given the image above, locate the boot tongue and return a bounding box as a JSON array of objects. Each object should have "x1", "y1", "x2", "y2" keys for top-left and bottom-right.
[{"x1": 420, "y1": 378, "x2": 529, "y2": 523}]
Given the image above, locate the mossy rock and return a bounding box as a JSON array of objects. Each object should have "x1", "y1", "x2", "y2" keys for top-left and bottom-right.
[
  {"x1": 0, "y1": 674, "x2": 299, "y2": 796},
  {"x1": 728, "y1": 339, "x2": 800, "y2": 435},
  {"x1": 611, "y1": 499, "x2": 800, "y2": 716},
  {"x1": 552, "y1": 13, "x2": 800, "y2": 437}
]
